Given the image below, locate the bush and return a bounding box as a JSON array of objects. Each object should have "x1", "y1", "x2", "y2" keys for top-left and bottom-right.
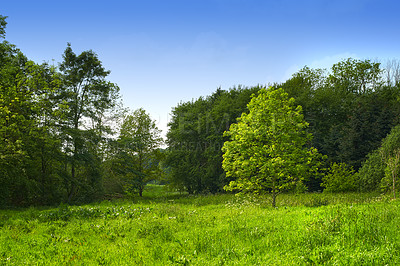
[
  {"x1": 322, "y1": 163, "x2": 358, "y2": 192},
  {"x1": 357, "y1": 150, "x2": 385, "y2": 192}
]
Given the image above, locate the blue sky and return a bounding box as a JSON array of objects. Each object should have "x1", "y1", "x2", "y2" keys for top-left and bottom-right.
[{"x1": 2, "y1": 0, "x2": 400, "y2": 135}]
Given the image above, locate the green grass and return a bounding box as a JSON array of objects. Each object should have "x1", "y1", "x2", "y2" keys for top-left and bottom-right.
[{"x1": 1, "y1": 188, "x2": 399, "y2": 265}]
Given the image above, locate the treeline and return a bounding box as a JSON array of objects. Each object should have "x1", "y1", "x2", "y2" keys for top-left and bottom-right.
[
  {"x1": 166, "y1": 58, "x2": 400, "y2": 194},
  {"x1": 0, "y1": 16, "x2": 166, "y2": 207},
  {"x1": 2, "y1": 13, "x2": 400, "y2": 207}
]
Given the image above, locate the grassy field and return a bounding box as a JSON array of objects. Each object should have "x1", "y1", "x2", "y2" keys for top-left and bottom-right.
[{"x1": 1, "y1": 186, "x2": 400, "y2": 265}]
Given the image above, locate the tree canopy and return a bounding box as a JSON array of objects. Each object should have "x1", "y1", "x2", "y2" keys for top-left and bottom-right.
[
  {"x1": 111, "y1": 108, "x2": 163, "y2": 196},
  {"x1": 222, "y1": 88, "x2": 323, "y2": 207},
  {"x1": 2, "y1": 13, "x2": 400, "y2": 206}
]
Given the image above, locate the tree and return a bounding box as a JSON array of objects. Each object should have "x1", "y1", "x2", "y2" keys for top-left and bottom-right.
[
  {"x1": 58, "y1": 43, "x2": 120, "y2": 202},
  {"x1": 0, "y1": 15, "x2": 7, "y2": 39},
  {"x1": 384, "y1": 59, "x2": 400, "y2": 86},
  {"x1": 329, "y1": 58, "x2": 382, "y2": 94},
  {"x1": 379, "y1": 125, "x2": 400, "y2": 198},
  {"x1": 357, "y1": 124, "x2": 400, "y2": 195},
  {"x1": 322, "y1": 162, "x2": 357, "y2": 193},
  {"x1": 165, "y1": 86, "x2": 259, "y2": 193},
  {"x1": 222, "y1": 88, "x2": 323, "y2": 207},
  {"x1": 113, "y1": 108, "x2": 163, "y2": 196}
]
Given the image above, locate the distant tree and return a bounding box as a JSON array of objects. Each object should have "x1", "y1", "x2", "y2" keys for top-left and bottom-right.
[
  {"x1": 322, "y1": 162, "x2": 357, "y2": 193},
  {"x1": 280, "y1": 59, "x2": 399, "y2": 173},
  {"x1": 222, "y1": 88, "x2": 323, "y2": 207},
  {"x1": 357, "y1": 150, "x2": 385, "y2": 192},
  {"x1": 379, "y1": 125, "x2": 400, "y2": 198},
  {"x1": 329, "y1": 58, "x2": 382, "y2": 94},
  {"x1": 58, "y1": 43, "x2": 120, "y2": 202},
  {"x1": 113, "y1": 108, "x2": 163, "y2": 197},
  {"x1": 0, "y1": 15, "x2": 7, "y2": 38},
  {"x1": 384, "y1": 59, "x2": 400, "y2": 86}
]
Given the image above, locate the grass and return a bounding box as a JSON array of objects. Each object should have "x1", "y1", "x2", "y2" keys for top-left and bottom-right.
[{"x1": 1, "y1": 187, "x2": 399, "y2": 265}]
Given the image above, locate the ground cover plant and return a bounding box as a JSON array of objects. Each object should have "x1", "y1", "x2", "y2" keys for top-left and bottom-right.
[{"x1": 1, "y1": 186, "x2": 399, "y2": 265}]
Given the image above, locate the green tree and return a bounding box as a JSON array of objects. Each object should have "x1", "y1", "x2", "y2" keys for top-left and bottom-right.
[
  {"x1": 58, "y1": 43, "x2": 120, "y2": 203},
  {"x1": 280, "y1": 59, "x2": 397, "y2": 172},
  {"x1": 357, "y1": 124, "x2": 400, "y2": 194},
  {"x1": 222, "y1": 88, "x2": 323, "y2": 207},
  {"x1": 329, "y1": 58, "x2": 382, "y2": 94},
  {"x1": 0, "y1": 15, "x2": 7, "y2": 38},
  {"x1": 113, "y1": 108, "x2": 163, "y2": 196},
  {"x1": 165, "y1": 86, "x2": 259, "y2": 193},
  {"x1": 322, "y1": 162, "x2": 357, "y2": 192},
  {"x1": 379, "y1": 125, "x2": 400, "y2": 198}
]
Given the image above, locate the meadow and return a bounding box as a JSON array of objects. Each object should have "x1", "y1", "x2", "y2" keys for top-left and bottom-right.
[{"x1": 1, "y1": 186, "x2": 400, "y2": 265}]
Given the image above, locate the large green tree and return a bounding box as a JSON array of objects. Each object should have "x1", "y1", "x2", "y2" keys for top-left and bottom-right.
[
  {"x1": 222, "y1": 88, "x2": 323, "y2": 207},
  {"x1": 0, "y1": 30, "x2": 64, "y2": 205},
  {"x1": 58, "y1": 43, "x2": 120, "y2": 203}
]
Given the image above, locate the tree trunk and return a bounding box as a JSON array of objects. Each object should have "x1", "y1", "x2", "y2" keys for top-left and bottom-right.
[
  {"x1": 272, "y1": 192, "x2": 277, "y2": 208},
  {"x1": 68, "y1": 163, "x2": 76, "y2": 203},
  {"x1": 271, "y1": 180, "x2": 277, "y2": 208}
]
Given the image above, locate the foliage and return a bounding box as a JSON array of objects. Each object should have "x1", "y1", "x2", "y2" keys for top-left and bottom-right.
[
  {"x1": 322, "y1": 162, "x2": 358, "y2": 192},
  {"x1": 222, "y1": 88, "x2": 324, "y2": 207},
  {"x1": 280, "y1": 59, "x2": 399, "y2": 172},
  {"x1": 166, "y1": 86, "x2": 259, "y2": 194},
  {"x1": 111, "y1": 108, "x2": 163, "y2": 196},
  {"x1": 357, "y1": 124, "x2": 400, "y2": 196},
  {"x1": 0, "y1": 15, "x2": 6, "y2": 38},
  {"x1": 357, "y1": 150, "x2": 386, "y2": 192},
  {"x1": 379, "y1": 125, "x2": 400, "y2": 197},
  {"x1": 329, "y1": 58, "x2": 382, "y2": 94},
  {"x1": 2, "y1": 11, "x2": 400, "y2": 206},
  {"x1": 58, "y1": 43, "x2": 121, "y2": 203}
]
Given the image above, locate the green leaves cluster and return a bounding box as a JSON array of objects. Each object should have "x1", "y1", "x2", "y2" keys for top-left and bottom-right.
[
  {"x1": 0, "y1": 16, "x2": 121, "y2": 206},
  {"x1": 322, "y1": 163, "x2": 357, "y2": 193},
  {"x1": 111, "y1": 108, "x2": 163, "y2": 196},
  {"x1": 222, "y1": 88, "x2": 324, "y2": 206}
]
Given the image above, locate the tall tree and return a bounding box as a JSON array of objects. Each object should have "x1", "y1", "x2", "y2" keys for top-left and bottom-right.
[
  {"x1": 58, "y1": 43, "x2": 120, "y2": 202},
  {"x1": 0, "y1": 15, "x2": 7, "y2": 38},
  {"x1": 112, "y1": 108, "x2": 163, "y2": 196},
  {"x1": 222, "y1": 88, "x2": 323, "y2": 207}
]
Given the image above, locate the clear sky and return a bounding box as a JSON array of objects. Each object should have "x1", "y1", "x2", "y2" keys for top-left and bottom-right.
[{"x1": 2, "y1": 0, "x2": 400, "y2": 136}]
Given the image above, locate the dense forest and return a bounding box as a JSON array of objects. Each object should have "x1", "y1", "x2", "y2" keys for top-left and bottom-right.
[{"x1": 2, "y1": 14, "x2": 400, "y2": 207}]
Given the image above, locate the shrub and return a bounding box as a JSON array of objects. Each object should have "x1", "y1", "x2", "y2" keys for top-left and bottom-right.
[
  {"x1": 357, "y1": 150, "x2": 385, "y2": 192},
  {"x1": 322, "y1": 163, "x2": 358, "y2": 192}
]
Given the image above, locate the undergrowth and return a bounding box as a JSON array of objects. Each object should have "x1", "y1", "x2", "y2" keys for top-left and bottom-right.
[{"x1": 0, "y1": 188, "x2": 398, "y2": 265}]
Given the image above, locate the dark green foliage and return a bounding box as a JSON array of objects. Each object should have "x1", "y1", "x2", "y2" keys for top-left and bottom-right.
[
  {"x1": 0, "y1": 16, "x2": 121, "y2": 207},
  {"x1": 358, "y1": 125, "x2": 400, "y2": 194},
  {"x1": 57, "y1": 43, "x2": 120, "y2": 203},
  {"x1": 0, "y1": 15, "x2": 7, "y2": 38},
  {"x1": 358, "y1": 150, "x2": 385, "y2": 192},
  {"x1": 280, "y1": 60, "x2": 399, "y2": 172},
  {"x1": 166, "y1": 86, "x2": 260, "y2": 194},
  {"x1": 2, "y1": 12, "x2": 400, "y2": 205}
]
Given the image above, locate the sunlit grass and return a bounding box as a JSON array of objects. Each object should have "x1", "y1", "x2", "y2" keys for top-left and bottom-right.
[{"x1": 1, "y1": 188, "x2": 399, "y2": 265}]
